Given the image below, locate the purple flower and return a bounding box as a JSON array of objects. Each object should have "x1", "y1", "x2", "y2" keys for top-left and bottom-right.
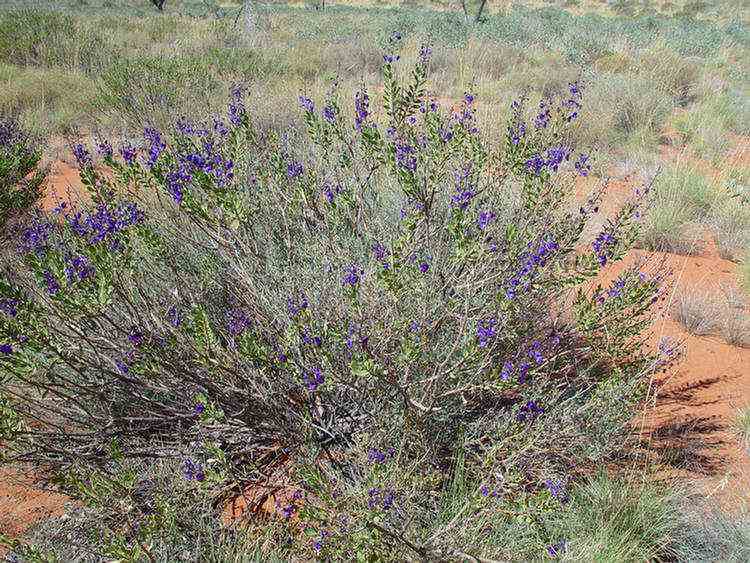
[
  {"x1": 547, "y1": 540, "x2": 568, "y2": 557},
  {"x1": 20, "y1": 221, "x2": 54, "y2": 256},
  {"x1": 119, "y1": 142, "x2": 137, "y2": 165},
  {"x1": 368, "y1": 449, "x2": 387, "y2": 464},
  {"x1": 213, "y1": 117, "x2": 229, "y2": 137},
  {"x1": 167, "y1": 305, "x2": 182, "y2": 328},
  {"x1": 194, "y1": 403, "x2": 205, "y2": 415},
  {"x1": 0, "y1": 299, "x2": 19, "y2": 318},
  {"x1": 545, "y1": 145, "x2": 571, "y2": 172},
  {"x1": 42, "y1": 271, "x2": 61, "y2": 296},
  {"x1": 299, "y1": 96, "x2": 314, "y2": 113},
  {"x1": 183, "y1": 459, "x2": 205, "y2": 482},
  {"x1": 534, "y1": 98, "x2": 551, "y2": 129},
  {"x1": 383, "y1": 54, "x2": 400, "y2": 64},
  {"x1": 544, "y1": 478, "x2": 568, "y2": 502},
  {"x1": 64, "y1": 254, "x2": 95, "y2": 284},
  {"x1": 419, "y1": 44, "x2": 432, "y2": 64},
  {"x1": 72, "y1": 144, "x2": 92, "y2": 168},
  {"x1": 509, "y1": 122, "x2": 526, "y2": 145},
  {"x1": 418, "y1": 261, "x2": 430, "y2": 274},
  {"x1": 368, "y1": 488, "x2": 395, "y2": 510},
  {"x1": 505, "y1": 237, "x2": 559, "y2": 299},
  {"x1": 226, "y1": 308, "x2": 251, "y2": 336},
  {"x1": 342, "y1": 264, "x2": 364, "y2": 288},
  {"x1": 464, "y1": 92, "x2": 475, "y2": 105},
  {"x1": 501, "y1": 361, "x2": 513, "y2": 381},
  {"x1": 354, "y1": 91, "x2": 370, "y2": 131},
  {"x1": 477, "y1": 318, "x2": 497, "y2": 348},
  {"x1": 516, "y1": 400, "x2": 544, "y2": 422},
  {"x1": 0, "y1": 343, "x2": 12, "y2": 355},
  {"x1": 395, "y1": 143, "x2": 417, "y2": 172},
  {"x1": 228, "y1": 84, "x2": 246, "y2": 126},
  {"x1": 303, "y1": 367, "x2": 324, "y2": 391},
  {"x1": 574, "y1": 153, "x2": 591, "y2": 177},
  {"x1": 450, "y1": 187, "x2": 475, "y2": 210},
  {"x1": 96, "y1": 140, "x2": 113, "y2": 159},
  {"x1": 143, "y1": 127, "x2": 166, "y2": 168},
  {"x1": 287, "y1": 292, "x2": 309, "y2": 318},
  {"x1": 322, "y1": 105, "x2": 336, "y2": 123},
  {"x1": 287, "y1": 161, "x2": 304, "y2": 179},
  {"x1": 525, "y1": 154, "x2": 546, "y2": 176},
  {"x1": 301, "y1": 327, "x2": 322, "y2": 348},
  {"x1": 323, "y1": 182, "x2": 342, "y2": 204},
  {"x1": 478, "y1": 210, "x2": 496, "y2": 230},
  {"x1": 592, "y1": 230, "x2": 617, "y2": 267}
]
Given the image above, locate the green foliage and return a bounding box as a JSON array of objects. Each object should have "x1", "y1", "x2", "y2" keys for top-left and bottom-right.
[
  {"x1": 0, "y1": 117, "x2": 45, "y2": 234},
  {"x1": 545, "y1": 472, "x2": 682, "y2": 561}
]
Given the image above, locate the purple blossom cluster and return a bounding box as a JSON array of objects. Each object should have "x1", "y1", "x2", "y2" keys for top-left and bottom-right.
[
  {"x1": 544, "y1": 477, "x2": 568, "y2": 502},
  {"x1": 501, "y1": 335, "x2": 559, "y2": 384},
  {"x1": 372, "y1": 241, "x2": 390, "y2": 270},
  {"x1": 0, "y1": 343, "x2": 12, "y2": 355},
  {"x1": 278, "y1": 489, "x2": 304, "y2": 519},
  {"x1": 342, "y1": 264, "x2": 364, "y2": 288},
  {"x1": 312, "y1": 530, "x2": 332, "y2": 554},
  {"x1": 42, "y1": 270, "x2": 61, "y2": 296},
  {"x1": 287, "y1": 161, "x2": 304, "y2": 179},
  {"x1": 354, "y1": 91, "x2": 370, "y2": 131},
  {"x1": 574, "y1": 153, "x2": 591, "y2": 176},
  {"x1": 228, "y1": 84, "x2": 246, "y2": 126},
  {"x1": 450, "y1": 165, "x2": 476, "y2": 210},
  {"x1": 592, "y1": 230, "x2": 617, "y2": 267},
  {"x1": 478, "y1": 210, "x2": 496, "y2": 231},
  {"x1": 143, "y1": 127, "x2": 166, "y2": 168},
  {"x1": 95, "y1": 140, "x2": 113, "y2": 159},
  {"x1": 0, "y1": 298, "x2": 19, "y2": 318},
  {"x1": 534, "y1": 97, "x2": 552, "y2": 129},
  {"x1": 183, "y1": 458, "x2": 205, "y2": 482},
  {"x1": 225, "y1": 308, "x2": 251, "y2": 336},
  {"x1": 477, "y1": 317, "x2": 498, "y2": 348},
  {"x1": 452, "y1": 92, "x2": 478, "y2": 134},
  {"x1": 516, "y1": 400, "x2": 544, "y2": 422},
  {"x1": 67, "y1": 201, "x2": 145, "y2": 247},
  {"x1": 63, "y1": 254, "x2": 95, "y2": 285},
  {"x1": 505, "y1": 237, "x2": 559, "y2": 299},
  {"x1": 563, "y1": 81, "x2": 583, "y2": 122},
  {"x1": 72, "y1": 144, "x2": 92, "y2": 169},
  {"x1": 323, "y1": 182, "x2": 343, "y2": 204},
  {"x1": 367, "y1": 487, "x2": 395, "y2": 510},
  {"x1": 395, "y1": 142, "x2": 417, "y2": 172},
  {"x1": 19, "y1": 221, "x2": 54, "y2": 256},
  {"x1": 303, "y1": 367, "x2": 324, "y2": 391},
  {"x1": 299, "y1": 95, "x2": 314, "y2": 113},
  {"x1": 287, "y1": 291, "x2": 309, "y2": 318},
  {"x1": 547, "y1": 540, "x2": 568, "y2": 557},
  {"x1": 525, "y1": 145, "x2": 572, "y2": 176},
  {"x1": 119, "y1": 142, "x2": 137, "y2": 165},
  {"x1": 367, "y1": 447, "x2": 394, "y2": 464}
]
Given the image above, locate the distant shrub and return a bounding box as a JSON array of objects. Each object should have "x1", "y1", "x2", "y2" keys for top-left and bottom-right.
[
  {"x1": 0, "y1": 46, "x2": 671, "y2": 559},
  {"x1": 0, "y1": 116, "x2": 45, "y2": 236}
]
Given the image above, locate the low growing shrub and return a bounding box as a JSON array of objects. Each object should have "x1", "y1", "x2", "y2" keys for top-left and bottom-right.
[
  {"x1": 0, "y1": 46, "x2": 672, "y2": 559},
  {"x1": 0, "y1": 116, "x2": 45, "y2": 236}
]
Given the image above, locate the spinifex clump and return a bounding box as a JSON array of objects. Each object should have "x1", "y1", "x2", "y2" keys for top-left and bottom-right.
[{"x1": 0, "y1": 44, "x2": 669, "y2": 560}]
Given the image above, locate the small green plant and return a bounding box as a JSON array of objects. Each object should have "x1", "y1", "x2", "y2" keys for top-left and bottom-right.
[
  {"x1": 0, "y1": 116, "x2": 45, "y2": 234},
  {"x1": 545, "y1": 472, "x2": 682, "y2": 561}
]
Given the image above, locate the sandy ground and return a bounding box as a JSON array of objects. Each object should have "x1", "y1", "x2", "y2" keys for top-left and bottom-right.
[{"x1": 1, "y1": 149, "x2": 748, "y2": 547}]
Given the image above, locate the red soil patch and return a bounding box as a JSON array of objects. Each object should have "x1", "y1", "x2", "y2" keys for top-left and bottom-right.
[
  {"x1": 40, "y1": 161, "x2": 86, "y2": 212},
  {"x1": 0, "y1": 469, "x2": 68, "y2": 555}
]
